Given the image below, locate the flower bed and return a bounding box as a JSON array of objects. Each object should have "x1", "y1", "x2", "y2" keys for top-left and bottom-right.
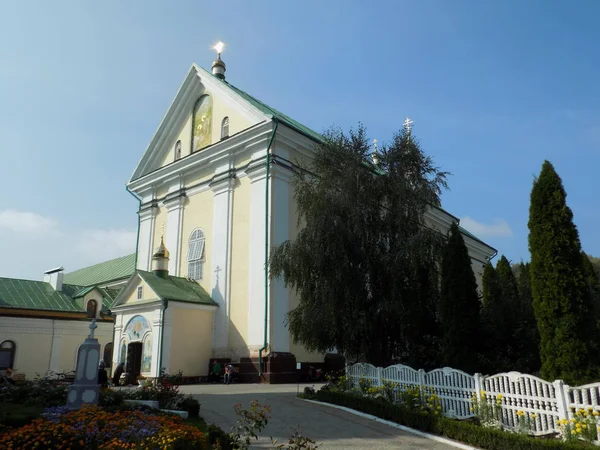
[{"x1": 0, "y1": 404, "x2": 207, "y2": 449}]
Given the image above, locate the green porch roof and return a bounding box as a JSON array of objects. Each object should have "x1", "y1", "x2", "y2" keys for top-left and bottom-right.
[
  {"x1": 63, "y1": 254, "x2": 136, "y2": 287},
  {"x1": 138, "y1": 271, "x2": 216, "y2": 306},
  {"x1": 0, "y1": 278, "x2": 84, "y2": 312}
]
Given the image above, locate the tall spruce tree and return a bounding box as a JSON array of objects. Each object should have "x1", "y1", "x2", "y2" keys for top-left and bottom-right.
[
  {"x1": 439, "y1": 222, "x2": 480, "y2": 373},
  {"x1": 514, "y1": 262, "x2": 540, "y2": 374},
  {"x1": 270, "y1": 125, "x2": 448, "y2": 367},
  {"x1": 528, "y1": 160, "x2": 598, "y2": 384},
  {"x1": 481, "y1": 261, "x2": 502, "y2": 373},
  {"x1": 495, "y1": 256, "x2": 520, "y2": 370}
]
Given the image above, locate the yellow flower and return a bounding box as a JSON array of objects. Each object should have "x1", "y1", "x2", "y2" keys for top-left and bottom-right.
[
  {"x1": 571, "y1": 430, "x2": 576, "y2": 435},
  {"x1": 531, "y1": 413, "x2": 536, "y2": 419},
  {"x1": 582, "y1": 424, "x2": 587, "y2": 429},
  {"x1": 470, "y1": 407, "x2": 474, "y2": 412},
  {"x1": 496, "y1": 394, "x2": 502, "y2": 400},
  {"x1": 593, "y1": 411, "x2": 599, "y2": 417}
]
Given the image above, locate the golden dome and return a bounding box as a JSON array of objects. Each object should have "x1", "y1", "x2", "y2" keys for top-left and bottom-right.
[{"x1": 153, "y1": 236, "x2": 170, "y2": 259}]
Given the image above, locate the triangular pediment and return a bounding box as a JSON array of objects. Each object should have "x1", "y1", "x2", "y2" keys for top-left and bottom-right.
[
  {"x1": 129, "y1": 64, "x2": 270, "y2": 182},
  {"x1": 111, "y1": 273, "x2": 161, "y2": 309}
]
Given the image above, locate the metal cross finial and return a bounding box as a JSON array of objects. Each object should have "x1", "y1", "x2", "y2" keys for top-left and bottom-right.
[
  {"x1": 372, "y1": 139, "x2": 378, "y2": 151},
  {"x1": 214, "y1": 265, "x2": 222, "y2": 283},
  {"x1": 89, "y1": 318, "x2": 98, "y2": 340},
  {"x1": 403, "y1": 117, "x2": 413, "y2": 133},
  {"x1": 160, "y1": 222, "x2": 166, "y2": 237}
]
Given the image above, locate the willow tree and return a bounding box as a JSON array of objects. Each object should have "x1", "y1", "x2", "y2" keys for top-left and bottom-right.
[
  {"x1": 270, "y1": 125, "x2": 448, "y2": 367},
  {"x1": 528, "y1": 160, "x2": 598, "y2": 384}
]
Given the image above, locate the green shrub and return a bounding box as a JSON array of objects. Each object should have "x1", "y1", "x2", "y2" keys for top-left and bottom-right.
[
  {"x1": 181, "y1": 396, "x2": 200, "y2": 418},
  {"x1": 0, "y1": 404, "x2": 44, "y2": 428},
  {"x1": 99, "y1": 388, "x2": 125, "y2": 407},
  {"x1": 207, "y1": 423, "x2": 233, "y2": 450},
  {"x1": 315, "y1": 390, "x2": 593, "y2": 449},
  {"x1": 0, "y1": 377, "x2": 67, "y2": 407}
]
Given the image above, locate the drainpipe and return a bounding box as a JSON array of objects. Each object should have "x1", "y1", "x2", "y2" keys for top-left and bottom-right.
[
  {"x1": 158, "y1": 299, "x2": 169, "y2": 376},
  {"x1": 125, "y1": 186, "x2": 142, "y2": 270},
  {"x1": 258, "y1": 120, "x2": 279, "y2": 379}
]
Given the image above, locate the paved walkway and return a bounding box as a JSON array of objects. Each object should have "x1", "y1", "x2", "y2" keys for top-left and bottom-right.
[{"x1": 179, "y1": 383, "x2": 459, "y2": 449}]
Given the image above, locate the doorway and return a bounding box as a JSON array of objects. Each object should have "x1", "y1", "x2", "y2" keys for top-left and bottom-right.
[{"x1": 127, "y1": 342, "x2": 142, "y2": 378}]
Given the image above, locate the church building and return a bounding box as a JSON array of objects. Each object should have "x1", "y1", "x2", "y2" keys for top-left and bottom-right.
[
  {"x1": 109, "y1": 49, "x2": 497, "y2": 382},
  {"x1": 0, "y1": 48, "x2": 496, "y2": 382}
]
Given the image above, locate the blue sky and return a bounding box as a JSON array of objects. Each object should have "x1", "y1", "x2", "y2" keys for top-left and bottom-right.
[{"x1": 1, "y1": 0, "x2": 599, "y2": 280}]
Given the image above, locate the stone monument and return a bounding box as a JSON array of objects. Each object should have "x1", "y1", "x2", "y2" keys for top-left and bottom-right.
[{"x1": 66, "y1": 319, "x2": 101, "y2": 409}]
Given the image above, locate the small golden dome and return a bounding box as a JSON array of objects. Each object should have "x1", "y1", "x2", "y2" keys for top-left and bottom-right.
[{"x1": 153, "y1": 236, "x2": 170, "y2": 259}]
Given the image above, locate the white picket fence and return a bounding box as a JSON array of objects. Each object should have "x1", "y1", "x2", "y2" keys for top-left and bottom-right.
[{"x1": 346, "y1": 363, "x2": 600, "y2": 438}]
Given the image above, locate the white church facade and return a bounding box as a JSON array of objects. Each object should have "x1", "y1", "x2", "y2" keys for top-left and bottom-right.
[{"x1": 0, "y1": 52, "x2": 496, "y2": 382}]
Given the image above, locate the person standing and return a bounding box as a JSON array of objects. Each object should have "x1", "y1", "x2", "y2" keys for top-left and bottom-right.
[
  {"x1": 112, "y1": 362, "x2": 124, "y2": 386},
  {"x1": 98, "y1": 360, "x2": 108, "y2": 388}
]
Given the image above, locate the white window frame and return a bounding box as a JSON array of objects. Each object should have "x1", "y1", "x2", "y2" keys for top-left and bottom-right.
[
  {"x1": 187, "y1": 228, "x2": 206, "y2": 281},
  {"x1": 221, "y1": 117, "x2": 229, "y2": 139},
  {"x1": 137, "y1": 286, "x2": 143, "y2": 300},
  {"x1": 174, "y1": 140, "x2": 182, "y2": 161}
]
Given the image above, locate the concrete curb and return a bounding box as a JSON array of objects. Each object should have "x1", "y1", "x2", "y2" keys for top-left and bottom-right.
[{"x1": 301, "y1": 398, "x2": 479, "y2": 450}]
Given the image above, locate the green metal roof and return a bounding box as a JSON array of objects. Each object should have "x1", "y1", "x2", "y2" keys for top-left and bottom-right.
[
  {"x1": 0, "y1": 278, "x2": 85, "y2": 312},
  {"x1": 197, "y1": 65, "x2": 323, "y2": 144},
  {"x1": 137, "y1": 271, "x2": 217, "y2": 306},
  {"x1": 63, "y1": 254, "x2": 136, "y2": 287}
]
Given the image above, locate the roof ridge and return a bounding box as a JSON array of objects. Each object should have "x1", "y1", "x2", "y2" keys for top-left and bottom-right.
[
  {"x1": 0, "y1": 276, "x2": 49, "y2": 284},
  {"x1": 64, "y1": 253, "x2": 136, "y2": 275}
]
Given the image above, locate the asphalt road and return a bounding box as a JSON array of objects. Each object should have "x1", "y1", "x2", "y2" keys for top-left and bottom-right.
[{"x1": 179, "y1": 383, "x2": 461, "y2": 449}]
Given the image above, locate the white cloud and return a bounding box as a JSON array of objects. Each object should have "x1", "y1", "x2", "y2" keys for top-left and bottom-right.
[
  {"x1": 0, "y1": 209, "x2": 58, "y2": 234},
  {"x1": 460, "y1": 217, "x2": 513, "y2": 238},
  {"x1": 76, "y1": 229, "x2": 136, "y2": 263}
]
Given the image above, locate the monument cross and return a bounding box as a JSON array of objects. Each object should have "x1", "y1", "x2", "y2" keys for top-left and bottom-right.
[{"x1": 88, "y1": 318, "x2": 98, "y2": 339}]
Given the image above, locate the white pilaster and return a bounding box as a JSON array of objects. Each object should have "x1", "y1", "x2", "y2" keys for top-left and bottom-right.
[
  {"x1": 270, "y1": 157, "x2": 291, "y2": 353},
  {"x1": 112, "y1": 321, "x2": 123, "y2": 368},
  {"x1": 246, "y1": 154, "x2": 269, "y2": 349},
  {"x1": 159, "y1": 307, "x2": 173, "y2": 373},
  {"x1": 210, "y1": 165, "x2": 235, "y2": 352},
  {"x1": 49, "y1": 322, "x2": 63, "y2": 372},
  {"x1": 151, "y1": 309, "x2": 163, "y2": 377},
  {"x1": 138, "y1": 204, "x2": 158, "y2": 271},
  {"x1": 163, "y1": 194, "x2": 186, "y2": 276}
]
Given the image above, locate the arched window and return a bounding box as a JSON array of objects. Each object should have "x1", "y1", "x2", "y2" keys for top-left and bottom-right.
[
  {"x1": 187, "y1": 229, "x2": 205, "y2": 281},
  {"x1": 86, "y1": 300, "x2": 97, "y2": 318},
  {"x1": 103, "y1": 342, "x2": 113, "y2": 369},
  {"x1": 0, "y1": 340, "x2": 16, "y2": 370},
  {"x1": 174, "y1": 140, "x2": 182, "y2": 161},
  {"x1": 221, "y1": 117, "x2": 229, "y2": 139}
]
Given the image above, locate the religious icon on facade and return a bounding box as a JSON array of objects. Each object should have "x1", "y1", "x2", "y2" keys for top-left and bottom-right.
[
  {"x1": 141, "y1": 333, "x2": 152, "y2": 373},
  {"x1": 192, "y1": 94, "x2": 212, "y2": 151},
  {"x1": 124, "y1": 315, "x2": 151, "y2": 341}
]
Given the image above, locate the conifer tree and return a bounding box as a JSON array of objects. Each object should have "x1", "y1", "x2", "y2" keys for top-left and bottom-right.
[
  {"x1": 528, "y1": 160, "x2": 598, "y2": 384},
  {"x1": 481, "y1": 261, "x2": 501, "y2": 372},
  {"x1": 514, "y1": 262, "x2": 540, "y2": 374},
  {"x1": 439, "y1": 222, "x2": 480, "y2": 373},
  {"x1": 481, "y1": 255, "x2": 522, "y2": 373}
]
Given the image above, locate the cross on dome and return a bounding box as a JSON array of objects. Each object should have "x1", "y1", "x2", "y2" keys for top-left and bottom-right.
[{"x1": 403, "y1": 117, "x2": 413, "y2": 132}]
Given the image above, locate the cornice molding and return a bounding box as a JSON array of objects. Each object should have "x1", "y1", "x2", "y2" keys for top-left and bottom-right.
[{"x1": 128, "y1": 122, "x2": 273, "y2": 194}]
